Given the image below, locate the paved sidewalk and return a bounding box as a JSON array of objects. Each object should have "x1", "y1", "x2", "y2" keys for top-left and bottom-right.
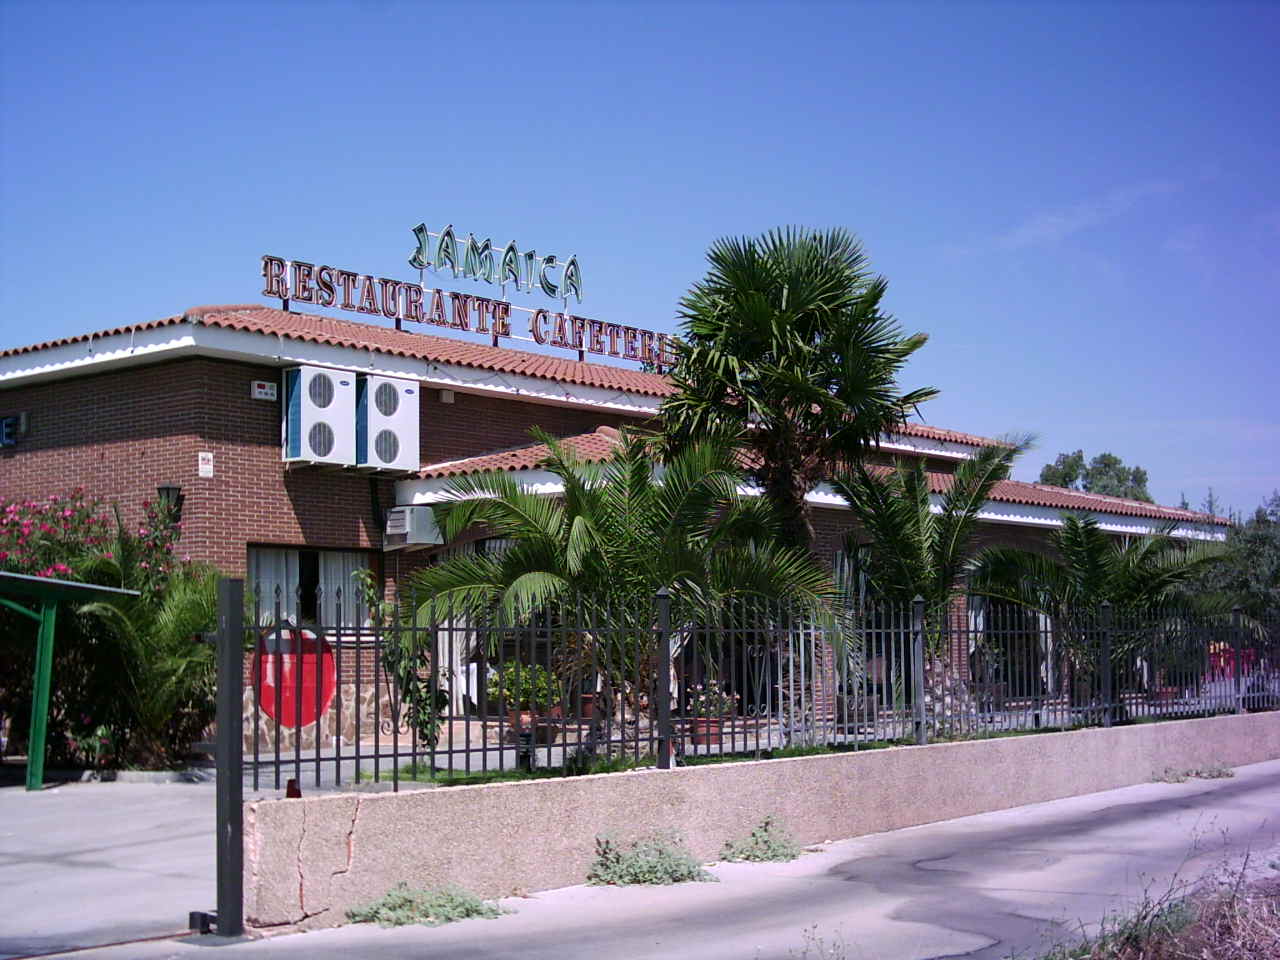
[
  {"x1": 44, "y1": 758, "x2": 1280, "y2": 960},
  {"x1": 0, "y1": 781, "x2": 216, "y2": 959}
]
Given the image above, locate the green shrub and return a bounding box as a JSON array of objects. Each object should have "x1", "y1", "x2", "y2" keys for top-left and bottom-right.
[
  {"x1": 721, "y1": 816, "x2": 801, "y2": 863},
  {"x1": 345, "y1": 883, "x2": 506, "y2": 927},
  {"x1": 487, "y1": 663, "x2": 559, "y2": 712},
  {"x1": 0, "y1": 493, "x2": 217, "y2": 768},
  {"x1": 1189, "y1": 765, "x2": 1235, "y2": 779},
  {"x1": 587, "y1": 834, "x2": 717, "y2": 885}
]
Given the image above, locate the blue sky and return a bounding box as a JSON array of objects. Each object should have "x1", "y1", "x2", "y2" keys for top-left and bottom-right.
[{"x1": 2, "y1": 1, "x2": 1276, "y2": 515}]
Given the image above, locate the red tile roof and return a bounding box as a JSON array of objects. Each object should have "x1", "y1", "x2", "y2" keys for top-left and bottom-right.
[
  {"x1": 2, "y1": 304, "x2": 999, "y2": 446},
  {"x1": 418, "y1": 426, "x2": 624, "y2": 478},
  {"x1": 0, "y1": 304, "x2": 674, "y2": 399},
  {"x1": 417, "y1": 428, "x2": 1229, "y2": 527}
]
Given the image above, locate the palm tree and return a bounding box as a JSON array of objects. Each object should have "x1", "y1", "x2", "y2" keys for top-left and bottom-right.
[
  {"x1": 830, "y1": 440, "x2": 1029, "y2": 619},
  {"x1": 404, "y1": 428, "x2": 836, "y2": 723},
  {"x1": 968, "y1": 515, "x2": 1222, "y2": 617},
  {"x1": 76, "y1": 506, "x2": 218, "y2": 766},
  {"x1": 828, "y1": 441, "x2": 1028, "y2": 731},
  {"x1": 968, "y1": 515, "x2": 1224, "y2": 712},
  {"x1": 660, "y1": 227, "x2": 939, "y2": 553}
]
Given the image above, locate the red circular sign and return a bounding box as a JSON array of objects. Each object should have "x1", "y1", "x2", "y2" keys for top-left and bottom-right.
[{"x1": 256, "y1": 627, "x2": 337, "y2": 728}]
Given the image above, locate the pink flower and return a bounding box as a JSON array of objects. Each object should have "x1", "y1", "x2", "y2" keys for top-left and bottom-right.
[
  {"x1": 102, "y1": 551, "x2": 114, "y2": 559},
  {"x1": 0, "y1": 551, "x2": 8, "y2": 561},
  {"x1": 62, "y1": 509, "x2": 73, "y2": 518}
]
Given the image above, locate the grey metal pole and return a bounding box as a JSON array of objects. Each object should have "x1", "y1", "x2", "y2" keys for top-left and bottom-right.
[
  {"x1": 911, "y1": 596, "x2": 927, "y2": 746},
  {"x1": 655, "y1": 588, "x2": 674, "y2": 769},
  {"x1": 215, "y1": 578, "x2": 245, "y2": 937},
  {"x1": 1100, "y1": 602, "x2": 1113, "y2": 728}
]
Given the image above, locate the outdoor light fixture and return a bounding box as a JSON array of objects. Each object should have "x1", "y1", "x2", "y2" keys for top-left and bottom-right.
[{"x1": 156, "y1": 484, "x2": 185, "y2": 520}]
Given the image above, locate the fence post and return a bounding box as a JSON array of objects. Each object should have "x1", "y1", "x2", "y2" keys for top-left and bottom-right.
[
  {"x1": 1232, "y1": 606, "x2": 1244, "y2": 714},
  {"x1": 655, "y1": 588, "x2": 674, "y2": 769},
  {"x1": 214, "y1": 578, "x2": 245, "y2": 937},
  {"x1": 911, "y1": 596, "x2": 927, "y2": 746},
  {"x1": 1099, "y1": 602, "x2": 1113, "y2": 728}
]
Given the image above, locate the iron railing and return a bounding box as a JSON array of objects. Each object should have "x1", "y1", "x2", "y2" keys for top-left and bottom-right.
[{"x1": 240, "y1": 586, "x2": 1280, "y2": 793}]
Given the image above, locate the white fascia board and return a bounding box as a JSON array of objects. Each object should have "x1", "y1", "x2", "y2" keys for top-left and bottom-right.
[
  {"x1": 797, "y1": 481, "x2": 1225, "y2": 542},
  {"x1": 417, "y1": 472, "x2": 1225, "y2": 543},
  {"x1": 398, "y1": 469, "x2": 565, "y2": 504},
  {"x1": 0, "y1": 323, "x2": 661, "y2": 415},
  {"x1": 876, "y1": 434, "x2": 976, "y2": 461},
  {"x1": 0, "y1": 326, "x2": 202, "y2": 383}
]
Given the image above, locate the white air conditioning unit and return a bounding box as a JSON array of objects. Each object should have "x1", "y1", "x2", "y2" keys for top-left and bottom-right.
[
  {"x1": 356, "y1": 374, "x2": 420, "y2": 472},
  {"x1": 282, "y1": 366, "x2": 356, "y2": 466},
  {"x1": 383, "y1": 505, "x2": 442, "y2": 551}
]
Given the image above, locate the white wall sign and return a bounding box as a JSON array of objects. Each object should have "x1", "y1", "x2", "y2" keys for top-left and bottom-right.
[{"x1": 198, "y1": 451, "x2": 215, "y2": 478}]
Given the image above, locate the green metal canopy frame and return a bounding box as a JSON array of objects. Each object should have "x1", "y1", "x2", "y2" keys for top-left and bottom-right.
[{"x1": 0, "y1": 571, "x2": 140, "y2": 791}]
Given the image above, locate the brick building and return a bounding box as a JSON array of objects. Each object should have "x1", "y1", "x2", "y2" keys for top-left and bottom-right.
[{"x1": 1, "y1": 302, "x2": 1228, "y2": 627}]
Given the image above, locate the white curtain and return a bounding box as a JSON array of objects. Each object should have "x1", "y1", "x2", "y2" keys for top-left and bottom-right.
[
  {"x1": 319, "y1": 550, "x2": 367, "y2": 627},
  {"x1": 249, "y1": 548, "x2": 300, "y2": 626}
]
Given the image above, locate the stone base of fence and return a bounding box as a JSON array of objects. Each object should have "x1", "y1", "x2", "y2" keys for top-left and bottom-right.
[{"x1": 243, "y1": 711, "x2": 1280, "y2": 930}]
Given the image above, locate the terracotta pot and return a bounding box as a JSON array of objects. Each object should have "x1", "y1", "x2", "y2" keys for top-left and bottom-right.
[
  {"x1": 507, "y1": 709, "x2": 562, "y2": 744},
  {"x1": 688, "y1": 717, "x2": 723, "y2": 746}
]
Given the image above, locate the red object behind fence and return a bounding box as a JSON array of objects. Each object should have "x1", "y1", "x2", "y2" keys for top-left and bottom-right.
[{"x1": 256, "y1": 626, "x2": 337, "y2": 728}]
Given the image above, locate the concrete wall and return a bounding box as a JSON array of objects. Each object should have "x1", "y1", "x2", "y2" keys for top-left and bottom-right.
[{"x1": 243, "y1": 711, "x2": 1280, "y2": 929}]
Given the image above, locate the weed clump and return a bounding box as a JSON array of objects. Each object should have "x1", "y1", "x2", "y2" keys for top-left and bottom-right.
[
  {"x1": 345, "y1": 883, "x2": 506, "y2": 927},
  {"x1": 721, "y1": 816, "x2": 801, "y2": 863},
  {"x1": 587, "y1": 834, "x2": 716, "y2": 885}
]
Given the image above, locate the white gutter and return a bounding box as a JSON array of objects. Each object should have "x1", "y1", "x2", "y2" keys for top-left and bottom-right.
[
  {"x1": 1, "y1": 321, "x2": 983, "y2": 460},
  {"x1": 398, "y1": 472, "x2": 1226, "y2": 542}
]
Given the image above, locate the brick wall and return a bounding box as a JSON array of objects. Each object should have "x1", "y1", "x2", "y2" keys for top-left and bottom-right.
[{"x1": 1, "y1": 357, "x2": 648, "y2": 582}]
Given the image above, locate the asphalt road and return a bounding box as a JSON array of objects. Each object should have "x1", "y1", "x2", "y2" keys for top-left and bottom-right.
[{"x1": 27, "y1": 758, "x2": 1280, "y2": 960}]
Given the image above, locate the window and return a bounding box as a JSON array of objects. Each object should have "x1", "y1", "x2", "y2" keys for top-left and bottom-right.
[{"x1": 248, "y1": 547, "x2": 371, "y2": 628}]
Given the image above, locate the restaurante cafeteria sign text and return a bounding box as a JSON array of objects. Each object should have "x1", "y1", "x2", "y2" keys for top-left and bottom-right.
[{"x1": 260, "y1": 255, "x2": 676, "y2": 370}]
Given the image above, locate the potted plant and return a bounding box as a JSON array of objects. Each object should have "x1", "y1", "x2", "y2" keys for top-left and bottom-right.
[
  {"x1": 488, "y1": 664, "x2": 562, "y2": 744},
  {"x1": 685, "y1": 679, "x2": 738, "y2": 745}
]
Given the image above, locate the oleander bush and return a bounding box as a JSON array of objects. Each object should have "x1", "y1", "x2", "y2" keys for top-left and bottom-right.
[{"x1": 0, "y1": 491, "x2": 218, "y2": 769}]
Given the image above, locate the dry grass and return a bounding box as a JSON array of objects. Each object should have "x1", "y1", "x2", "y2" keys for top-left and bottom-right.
[{"x1": 1040, "y1": 860, "x2": 1280, "y2": 960}]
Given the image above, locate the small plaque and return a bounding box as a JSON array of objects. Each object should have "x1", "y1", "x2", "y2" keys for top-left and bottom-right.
[
  {"x1": 251, "y1": 380, "x2": 278, "y2": 401},
  {"x1": 198, "y1": 451, "x2": 214, "y2": 478}
]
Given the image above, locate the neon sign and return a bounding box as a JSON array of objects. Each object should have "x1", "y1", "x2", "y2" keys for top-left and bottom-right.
[
  {"x1": 408, "y1": 223, "x2": 583, "y2": 303},
  {"x1": 260, "y1": 256, "x2": 675, "y2": 371}
]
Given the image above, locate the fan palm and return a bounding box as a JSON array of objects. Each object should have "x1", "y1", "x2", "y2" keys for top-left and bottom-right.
[
  {"x1": 404, "y1": 428, "x2": 837, "y2": 717},
  {"x1": 661, "y1": 227, "x2": 939, "y2": 553}
]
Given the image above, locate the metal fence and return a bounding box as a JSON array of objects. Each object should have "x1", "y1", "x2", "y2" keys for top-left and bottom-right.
[{"x1": 239, "y1": 586, "x2": 1280, "y2": 793}]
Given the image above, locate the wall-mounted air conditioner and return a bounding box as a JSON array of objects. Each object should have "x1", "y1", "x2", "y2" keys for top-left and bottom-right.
[
  {"x1": 356, "y1": 374, "x2": 420, "y2": 473},
  {"x1": 383, "y1": 505, "x2": 442, "y2": 551},
  {"x1": 282, "y1": 366, "x2": 356, "y2": 466}
]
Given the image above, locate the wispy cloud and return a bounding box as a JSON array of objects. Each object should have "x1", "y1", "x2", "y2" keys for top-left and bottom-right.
[{"x1": 997, "y1": 179, "x2": 1181, "y2": 250}]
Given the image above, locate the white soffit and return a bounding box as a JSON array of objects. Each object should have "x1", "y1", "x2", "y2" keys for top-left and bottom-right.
[
  {"x1": 1, "y1": 322, "x2": 986, "y2": 461},
  {"x1": 399, "y1": 473, "x2": 1224, "y2": 542},
  {"x1": 0, "y1": 323, "x2": 659, "y2": 415}
]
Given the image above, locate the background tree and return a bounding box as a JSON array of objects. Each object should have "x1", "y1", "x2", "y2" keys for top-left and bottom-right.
[
  {"x1": 1183, "y1": 491, "x2": 1280, "y2": 617},
  {"x1": 1038, "y1": 449, "x2": 1152, "y2": 502},
  {"x1": 660, "y1": 227, "x2": 938, "y2": 553}
]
